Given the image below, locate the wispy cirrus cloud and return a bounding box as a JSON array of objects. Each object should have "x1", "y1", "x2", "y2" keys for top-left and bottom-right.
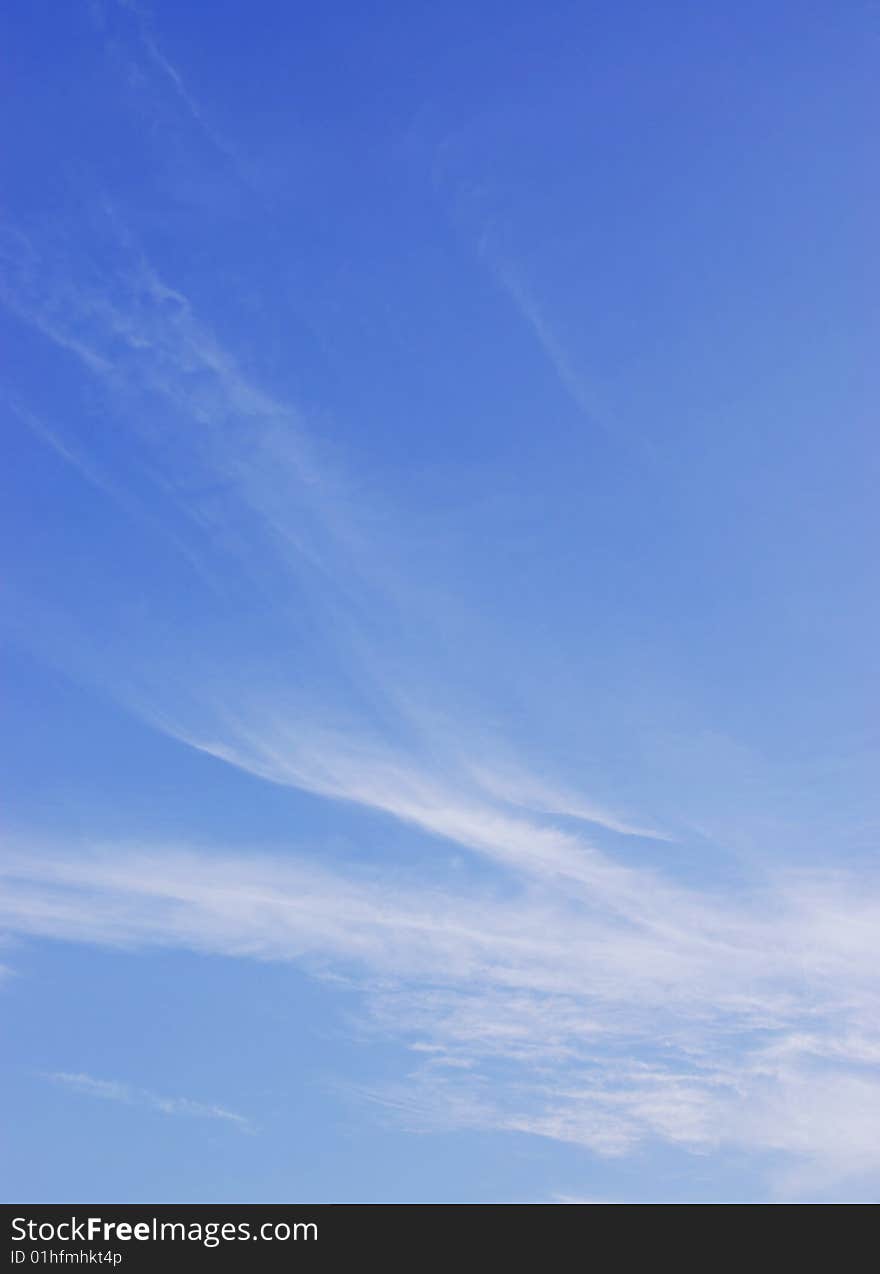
[
  {"x1": 4, "y1": 207, "x2": 879, "y2": 1199},
  {"x1": 1, "y1": 211, "x2": 667, "y2": 879},
  {"x1": 45, "y1": 1069, "x2": 252, "y2": 1132},
  {"x1": 489, "y1": 257, "x2": 618, "y2": 440},
  {"x1": 3, "y1": 841, "x2": 880, "y2": 1193},
  {"x1": 463, "y1": 760, "x2": 672, "y2": 841},
  {"x1": 2, "y1": 50, "x2": 877, "y2": 1204},
  {"x1": 89, "y1": 0, "x2": 241, "y2": 169}
]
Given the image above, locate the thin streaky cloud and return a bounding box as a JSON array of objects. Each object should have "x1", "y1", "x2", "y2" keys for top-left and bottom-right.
[
  {"x1": 1, "y1": 215, "x2": 664, "y2": 887},
  {"x1": 116, "y1": 0, "x2": 207, "y2": 124},
  {"x1": 486, "y1": 254, "x2": 615, "y2": 437},
  {"x1": 91, "y1": 0, "x2": 241, "y2": 167},
  {"x1": 159, "y1": 720, "x2": 704, "y2": 933},
  {"x1": 45, "y1": 1070, "x2": 253, "y2": 1132},
  {"x1": 3, "y1": 26, "x2": 876, "y2": 1205},
  {"x1": 3, "y1": 841, "x2": 880, "y2": 1192},
  {"x1": 466, "y1": 762, "x2": 672, "y2": 842},
  {"x1": 482, "y1": 250, "x2": 657, "y2": 464}
]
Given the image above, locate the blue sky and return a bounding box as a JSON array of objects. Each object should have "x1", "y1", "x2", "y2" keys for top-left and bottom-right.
[{"x1": 1, "y1": 0, "x2": 878, "y2": 1203}]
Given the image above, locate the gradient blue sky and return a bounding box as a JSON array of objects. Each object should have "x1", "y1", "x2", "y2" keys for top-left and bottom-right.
[{"x1": 2, "y1": 0, "x2": 878, "y2": 1203}]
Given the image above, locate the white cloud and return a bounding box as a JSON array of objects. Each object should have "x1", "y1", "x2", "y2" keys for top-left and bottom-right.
[
  {"x1": 3, "y1": 840, "x2": 879, "y2": 1194},
  {"x1": 465, "y1": 760, "x2": 672, "y2": 841},
  {"x1": 46, "y1": 1069, "x2": 252, "y2": 1132},
  {"x1": 489, "y1": 258, "x2": 617, "y2": 440},
  {"x1": 3, "y1": 183, "x2": 878, "y2": 1202},
  {"x1": 1, "y1": 214, "x2": 672, "y2": 909}
]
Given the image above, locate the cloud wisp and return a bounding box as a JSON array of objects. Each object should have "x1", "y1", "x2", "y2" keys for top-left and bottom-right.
[
  {"x1": 45, "y1": 1069, "x2": 252, "y2": 1132},
  {"x1": 3, "y1": 841, "x2": 880, "y2": 1193},
  {"x1": 2, "y1": 49, "x2": 877, "y2": 1204},
  {"x1": 1, "y1": 212, "x2": 668, "y2": 879}
]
